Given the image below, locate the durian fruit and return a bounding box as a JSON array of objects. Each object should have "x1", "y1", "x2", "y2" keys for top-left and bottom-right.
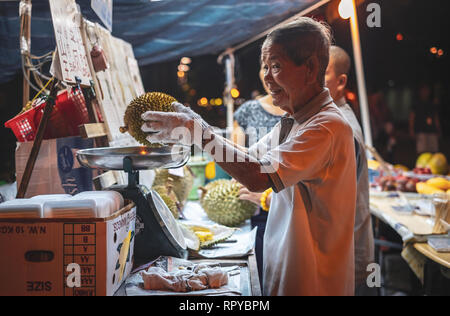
[
  {"x1": 120, "y1": 92, "x2": 177, "y2": 147},
  {"x1": 152, "y1": 184, "x2": 181, "y2": 219},
  {"x1": 152, "y1": 166, "x2": 194, "y2": 208},
  {"x1": 181, "y1": 223, "x2": 237, "y2": 249},
  {"x1": 200, "y1": 179, "x2": 257, "y2": 227}
]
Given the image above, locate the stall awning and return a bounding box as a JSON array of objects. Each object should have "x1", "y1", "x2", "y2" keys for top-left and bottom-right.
[{"x1": 0, "y1": 0, "x2": 325, "y2": 84}]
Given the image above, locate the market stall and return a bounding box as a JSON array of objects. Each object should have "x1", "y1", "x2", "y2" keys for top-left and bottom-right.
[
  {"x1": 368, "y1": 153, "x2": 450, "y2": 295},
  {"x1": 2, "y1": 0, "x2": 330, "y2": 297}
]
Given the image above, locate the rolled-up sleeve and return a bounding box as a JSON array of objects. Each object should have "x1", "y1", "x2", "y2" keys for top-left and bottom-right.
[{"x1": 259, "y1": 124, "x2": 334, "y2": 193}]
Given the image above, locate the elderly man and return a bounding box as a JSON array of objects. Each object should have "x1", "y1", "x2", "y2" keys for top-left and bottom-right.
[
  {"x1": 325, "y1": 45, "x2": 375, "y2": 296},
  {"x1": 142, "y1": 18, "x2": 357, "y2": 296}
]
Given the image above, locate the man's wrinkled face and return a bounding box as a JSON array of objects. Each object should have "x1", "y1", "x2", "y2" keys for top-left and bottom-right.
[{"x1": 261, "y1": 42, "x2": 308, "y2": 114}]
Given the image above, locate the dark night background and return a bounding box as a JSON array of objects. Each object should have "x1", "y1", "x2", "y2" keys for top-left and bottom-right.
[{"x1": 0, "y1": 0, "x2": 449, "y2": 183}]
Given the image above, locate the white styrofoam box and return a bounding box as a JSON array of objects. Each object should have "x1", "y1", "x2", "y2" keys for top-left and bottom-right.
[
  {"x1": 0, "y1": 199, "x2": 43, "y2": 218},
  {"x1": 43, "y1": 199, "x2": 97, "y2": 218},
  {"x1": 30, "y1": 194, "x2": 72, "y2": 201},
  {"x1": 74, "y1": 191, "x2": 124, "y2": 216}
]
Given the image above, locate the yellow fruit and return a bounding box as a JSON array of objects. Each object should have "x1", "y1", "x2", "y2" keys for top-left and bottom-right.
[
  {"x1": 416, "y1": 182, "x2": 445, "y2": 195},
  {"x1": 426, "y1": 177, "x2": 450, "y2": 191},
  {"x1": 416, "y1": 152, "x2": 433, "y2": 168},
  {"x1": 426, "y1": 153, "x2": 448, "y2": 175},
  {"x1": 205, "y1": 162, "x2": 216, "y2": 180},
  {"x1": 190, "y1": 225, "x2": 212, "y2": 233},
  {"x1": 394, "y1": 164, "x2": 409, "y2": 172},
  {"x1": 368, "y1": 160, "x2": 380, "y2": 170},
  {"x1": 194, "y1": 231, "x2": 214, "y2": 243}
]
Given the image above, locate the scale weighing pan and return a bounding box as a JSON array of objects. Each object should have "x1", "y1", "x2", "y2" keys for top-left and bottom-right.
[{"x1": 76, "y1": 145, "x2": 191, "y2": 170}]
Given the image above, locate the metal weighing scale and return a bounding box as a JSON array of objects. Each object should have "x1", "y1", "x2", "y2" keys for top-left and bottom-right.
[{"x1": 77, "y1": 145, "x2": 190, "y2": 265}]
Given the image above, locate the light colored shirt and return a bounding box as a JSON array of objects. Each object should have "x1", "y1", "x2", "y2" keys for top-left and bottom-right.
[
  {"x1": 336, "y1": 97, "x2": 374, "y2": 287},
  {"x1": 250, "y1": 89, "x2": 357, "y2": 296}
]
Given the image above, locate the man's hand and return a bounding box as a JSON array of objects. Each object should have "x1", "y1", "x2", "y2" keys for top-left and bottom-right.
[
  {"x1": 238, "y1": 186, "x2": 262, "y2": 206},
  {"x1": 141, "y1": 102, "x2": 211, "y2": 147}
]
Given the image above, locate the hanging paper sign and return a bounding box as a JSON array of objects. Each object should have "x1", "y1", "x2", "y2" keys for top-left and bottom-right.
[
  {"x1": 91, "y1": 0, "x2": 113, "y2": 32},
  {"x1": 49, "y1": 0, "x2": 92, "y2": 86}
]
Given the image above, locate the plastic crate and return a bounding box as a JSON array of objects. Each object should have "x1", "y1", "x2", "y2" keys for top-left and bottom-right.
[{"x1": 4, "y1": 88, "x2": 90, "y2": 142}]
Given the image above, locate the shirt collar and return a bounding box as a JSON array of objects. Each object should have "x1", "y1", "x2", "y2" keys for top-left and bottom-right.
[
  {"x1": 287, "y1": 88, "x2": 334, "y2": 124},
  {"x1": 335, "y1": 97, "x2": 347, "y2": 107}
]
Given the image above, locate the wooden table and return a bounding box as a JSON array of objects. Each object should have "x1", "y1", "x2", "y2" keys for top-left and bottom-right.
[
  {"x1": 191, "y1": 251, "x2": 262, "y2": 296},
  {"x1": 414, "y1": 243, "x2": 450, "y2": 269},
  {"x1": 370, "y1": 192, "x2": 450, "y2": 294},
  {"x1": 114, "y1": 200, "x2": 262, "y2": 296}
]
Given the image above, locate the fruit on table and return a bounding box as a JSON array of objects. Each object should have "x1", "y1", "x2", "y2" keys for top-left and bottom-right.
[
  {"x1": 376, "y1": 175, "x2": 419, "y2": 192},
  {"x1": 200, "y1": 179, "x2": 257, "y2": 227},
  {"x1": 427, "y1": 153, "x2": 448, "y2": 175},
  {"x1": 413, "y1": 167, "x2": 432, "y2": 175},
  {"x1": 368, "y1": 159, "x2": 381, "y2": 170},
  {"x1": 120, "y1": 92, "x2": 177, "y2": 146},
  {"x1": 184, "y1": 224, "x2": 236, "y2": 249},
  {"x1": 425, "y1": 177, "x2": 450, "y2": 191},
  {"x1": 416, "y1": 152, "x2": 433, "y2": 168},
  {"x1": 152, "y1": 166, "x2": 194, "y2": 208},
  {"x1": 415, "y1": 152, "x2": 448, "y2": 175},
  {"x1": 152, "y1": 185, "x2": 180, "y2": 219},
  {"x1": 416, "y1": 182, "x2": 445, "y2": 195},
  {"x1": 394, "y1": 164, "x2": 409, "y2": 172}
]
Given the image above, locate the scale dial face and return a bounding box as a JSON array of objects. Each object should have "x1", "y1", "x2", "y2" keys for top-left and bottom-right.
[{"x1": 150, "y1": 190, "x2": 187, "y2": 250}]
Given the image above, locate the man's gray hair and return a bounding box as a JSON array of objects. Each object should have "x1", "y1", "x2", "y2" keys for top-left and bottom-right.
[{"x1": 264, "y1": 17, "x2": 333, "y2": 87}]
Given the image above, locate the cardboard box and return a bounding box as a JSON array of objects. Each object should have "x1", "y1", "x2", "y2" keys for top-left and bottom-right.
[
  {"x1": 15, "y1": 136, "x2": 95, "y2": 198},
  {"x1": 0, "y1": 203, "x2": 136, "y2": 296}
]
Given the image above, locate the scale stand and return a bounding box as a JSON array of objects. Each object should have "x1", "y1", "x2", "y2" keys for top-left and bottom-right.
[
  {"x1": 107, "y1": 156, "x2": 188, "y2": 265},
  {"x1": 76, "y1": 145, "x2": 190, "y2": 265}
]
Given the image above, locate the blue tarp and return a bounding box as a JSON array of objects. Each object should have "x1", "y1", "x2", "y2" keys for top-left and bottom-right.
[{"x1": 0, "y1": 0, "x2": 321, "y2": 84}]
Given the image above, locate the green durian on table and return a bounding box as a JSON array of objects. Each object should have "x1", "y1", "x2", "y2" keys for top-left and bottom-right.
[
  {"x1": 200, "y1": 179, "x2": 257, "y2": 227},
  {"x1": 152, "y1": 166, "x2": 194, "y2": 207},
  {"x1": 152, "y1": 184, "x2": 180, "y2": 219},
  {"x1": 120, "y1": 92, "x2": 177, "y2": 147}
]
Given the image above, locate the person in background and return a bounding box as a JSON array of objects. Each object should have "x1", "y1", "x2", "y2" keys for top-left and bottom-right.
[
  {"x1": 368, "y1": 88, "x2": 396, "y2": 162},
  {"x1": 409, "y1": 83, "x2": 442, "y2": 154},
  {"x1": 142, "y1": 17, "x2": 357, "y2": 295},
  {"x1": 325, "y1": 45, "x2": 376, "y2": 296},
  {"x1": 231, "y1": 66, "x2": 285, "y2": 285}
]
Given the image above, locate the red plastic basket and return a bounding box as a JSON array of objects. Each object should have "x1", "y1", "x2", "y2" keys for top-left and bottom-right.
[
  {"x1": 5, "y1": 88, "x2": 90, "y2": 142},
  {"x1": 4, "y1": 102, "x2": 47, "y2": 142}
]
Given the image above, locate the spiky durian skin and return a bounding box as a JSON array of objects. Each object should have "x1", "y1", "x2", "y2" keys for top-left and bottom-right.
[
  {"x1": 121, "y1": 92, "x2": 177, "y2": 146},
  {"x1": 152, "y1": 185, "x2": 180, "y2": 219},
  {"x1": 152, "y1": 167, "x2": 194, "y2": 206},
  {"x1": 200, "y1": 180, "x2": 257, "y2": 227}
]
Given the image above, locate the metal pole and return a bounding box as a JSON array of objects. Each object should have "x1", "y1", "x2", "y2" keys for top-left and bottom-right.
[
  {"x1": 224, "y1": 54, "x2": 235, "y2": 135},
  {"x1": 20, "y1": 0, "x2": 32, "y2": 108},
  {"x1": 349, "y1": 0, "x2": 373, "y2": 149}
]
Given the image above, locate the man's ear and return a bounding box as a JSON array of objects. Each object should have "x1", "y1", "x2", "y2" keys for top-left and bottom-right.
[
  {"x1": 305, "y1": 55, "x2": 320, "y2": 85},
  {"x1": 337, "y1": 74, "x2": 348, "y2": 91}
]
